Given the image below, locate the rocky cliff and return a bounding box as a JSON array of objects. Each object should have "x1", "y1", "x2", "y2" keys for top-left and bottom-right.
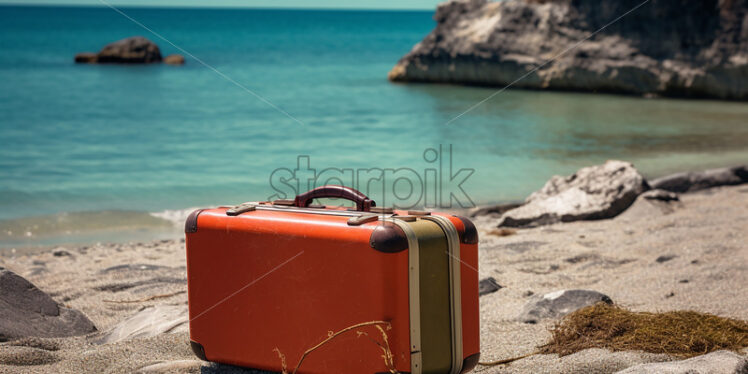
[{"x1": 389, "y1": 0, "x2": 748, "y2": 100}]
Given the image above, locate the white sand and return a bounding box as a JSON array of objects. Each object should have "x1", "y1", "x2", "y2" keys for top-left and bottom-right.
[{"x1": 1, "y1": 185, "x2": 746, "y2": 373}]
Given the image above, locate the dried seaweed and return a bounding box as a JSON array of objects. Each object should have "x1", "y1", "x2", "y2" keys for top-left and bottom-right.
[{"x1": 540, "y1": 303, "x2": 748, "y2": 357}]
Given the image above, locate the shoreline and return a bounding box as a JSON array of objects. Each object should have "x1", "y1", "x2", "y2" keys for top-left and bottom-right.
[{"x1": 4, "y1": 160, "x2": 748, "y2": 254}]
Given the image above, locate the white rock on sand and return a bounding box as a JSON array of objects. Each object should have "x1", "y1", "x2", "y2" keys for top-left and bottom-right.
[
  {"x1": 498, "y1": 160, "x2": 648, "y2": 227},
  {"x1": 0, "y1": 183, "x2": 746, "y2": 373},
  {"x1": 516, "y1": 289, "x2": 613, "y2": 324}
]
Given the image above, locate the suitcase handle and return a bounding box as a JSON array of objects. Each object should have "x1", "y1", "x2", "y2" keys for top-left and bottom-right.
[{"x1": 294, "y1": 185, "x2": 376, "y2": 212}]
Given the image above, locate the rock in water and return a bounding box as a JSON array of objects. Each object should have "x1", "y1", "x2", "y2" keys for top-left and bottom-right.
[
  {"x1": 98, "y1": 36, "x2": 162, "y2": 63},
  {"x1": 517, "y1": 289, "x2": 613, "y2": 324},
  {"x1": 74, "y1": 52, "x2": 98, "y2": 64},
  {"x1": 614, "y1": 350, "x2": 748, "y2": 374},
  {"x1": 498, "y1": 160, "x2": 648, "y2": 227},
  {"x1": 389, "y1": 0, "x2": 748, "y2": 100},
  {"x1": 0, "y1": 268, "x2": 96, "y2": 341},
  {"x1": 99, "y1": 304, "x2": 188, "y2": 344},
  {"x1": 163, "y1": 54, "x2": 186, "y2": 65},
  {"x1": 76, "y1": 36, "x2": 162, "y2": 64},
  {"x1": 650, "y1": 165, "x2": 748, "y2": 193}
]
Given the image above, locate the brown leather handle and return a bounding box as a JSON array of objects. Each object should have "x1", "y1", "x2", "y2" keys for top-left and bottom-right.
[{"x1": 294, "y1": 185, "x2": 376, "y2": 212}]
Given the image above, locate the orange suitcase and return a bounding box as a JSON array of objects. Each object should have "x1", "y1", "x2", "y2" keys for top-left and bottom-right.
[{"x1": 185, "y1": 186, "x2": 480, "y2": 373}]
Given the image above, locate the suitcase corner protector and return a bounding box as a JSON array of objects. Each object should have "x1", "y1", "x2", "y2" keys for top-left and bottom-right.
[
  {"x1": 190, "y1": 340, "x2": 208, "y2": 361},
  {"x1": 460, "y1": 352, "x2": 480, "y2": 373},
  {"x1": 369, "y1": 222, "x2": 408, "y2": 253},
  {"x1": 452, "y1": 215, "x2": 479, "y2": 244},
  {"x1": 185, "y1": 209, "x2": 205, "y2": 233}
]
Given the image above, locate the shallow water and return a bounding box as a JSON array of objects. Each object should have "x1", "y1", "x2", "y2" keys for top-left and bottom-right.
[{"x1": 1, "y1": 5, "x2": 747, "y2": 249}]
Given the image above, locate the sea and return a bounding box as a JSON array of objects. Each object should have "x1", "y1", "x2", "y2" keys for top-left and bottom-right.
[{"x1": 1, "y1": 5, "x2": 747, "y2": 250}]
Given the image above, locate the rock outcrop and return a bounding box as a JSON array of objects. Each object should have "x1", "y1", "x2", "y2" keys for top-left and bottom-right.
[
  {"x1": 75, "y1": 36, "x2": 185, "y2": 65},
  {"x1": 389, "y1": 0, "x2": 748, "y2": 100},
  {"x1": 498, "y1": 160, "x2": 648, "y2": 227},
  {"x1": 650, "y1": 165, "x2": 748, "y2": 193},
  {"x1": 0, "y1": 268, "x2": 96, "y2": 341},
  {"x1": 517, "y1": 289, "x2": 613, "y2": 323}
]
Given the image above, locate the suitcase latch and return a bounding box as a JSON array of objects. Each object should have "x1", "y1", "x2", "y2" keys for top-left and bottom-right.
[
  {"x1": 394, "y1": 215, "x2": 417, "y2": 222},
  {"x1": 347, "y1": 214, "x2": 379, "y2": 226},
  {"x1": 407, "y1": 210, "x2": 431, "y2": 216},
  {"x1": 226, "y1": 203, "x2": 256, "y2": 216},
  {"x1": 369, "y1": 207, "x2": 394, "y2": 214}
]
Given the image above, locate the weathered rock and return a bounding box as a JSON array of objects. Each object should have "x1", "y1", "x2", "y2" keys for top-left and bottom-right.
[
  {"x1": 98, "y1": 304, "x2": 188, "y2": 344},
  {"x1": 97, "y1": 36, "x2": 162, "y2": 63},
  {"x1": 614, "y1": 350, "x2": 748, "y2": 374},
  {"x1": 75, "y1": 36, "x2": 162, "y2": 64},
  {"x1": 0, "y1": 268, "x2": 96, "y2": 341},
  {"x1": 479, "y1": 277, "x2": 503, "y2": 296},
  {"x1": 163, "y1": 54, "x2": 185, "y2": 65},
  {"x1": 498, "y1": 161, "x2": 648, "y2": 227},
  {"x1": 517, "y1": 289, "x2": 612, "y2": 323},
  {"x1": 389, "y1": 0, "x2": 748, "y2": 100},
  {"x1": 650, "y1": 166, "x2": 748, "y2": 193},
  {"x1": 616, "y1": 188, "x2": 683, "y2": 220}
]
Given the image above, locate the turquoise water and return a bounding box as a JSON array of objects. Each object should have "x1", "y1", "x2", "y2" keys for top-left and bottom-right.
[{"x1": 1, "y1": 5, "x2": 748, "y2": 249}]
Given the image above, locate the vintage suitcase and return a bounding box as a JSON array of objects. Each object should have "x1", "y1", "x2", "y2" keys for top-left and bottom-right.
[{"x1": 185, "y1": 185, "x2": 480, "y2": 374}]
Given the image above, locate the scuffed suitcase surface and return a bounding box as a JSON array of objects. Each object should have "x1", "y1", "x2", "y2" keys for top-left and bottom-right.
[{"x1": 186, "y1": 208, "x2": 411, "y2": 374}]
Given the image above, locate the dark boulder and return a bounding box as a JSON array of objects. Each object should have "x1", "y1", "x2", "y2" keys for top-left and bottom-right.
[
  {"x1": 0, "y1": 268, "x2": 96, "y2": 341},
  {"x1": 650, "y1": 165, "x2": 748, "y2": 193},
  {"x1": 640, "y1": 189, "x2": 679, "y2": 202},
  {"x1": 97, "y1": 36, "x2": 162, "y2": 63},
  {"x1": 478, "y1": 277, "x2": 503, "y2": 296},
  {"x1": 75, "y1": 36, "x2": 162, "y2": 64}
]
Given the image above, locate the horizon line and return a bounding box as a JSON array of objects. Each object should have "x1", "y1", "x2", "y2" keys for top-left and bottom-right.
[{"x1": 0, "y1": 2, "x2": 437, "y2": 11}]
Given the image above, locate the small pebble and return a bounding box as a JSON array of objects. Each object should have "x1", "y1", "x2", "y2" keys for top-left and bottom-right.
[{"x1": 656, "y1": 255, "x2": 676, "y2": 263}]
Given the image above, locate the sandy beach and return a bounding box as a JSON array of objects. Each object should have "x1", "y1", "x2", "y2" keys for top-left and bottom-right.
[
  {"x1": 3, "y1": 1, "x2": 748, "y2": 372},
  {"x1": 1, "y1": 179, "x2": 746, "y2": 373}
]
